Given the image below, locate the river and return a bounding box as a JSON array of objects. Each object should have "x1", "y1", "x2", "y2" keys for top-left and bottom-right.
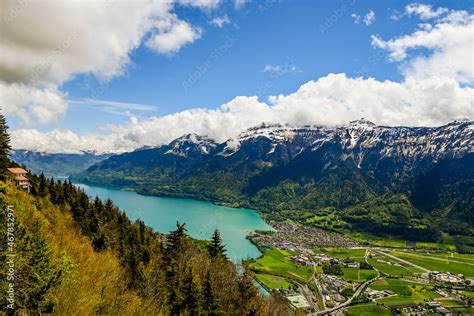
[{"x1": 76, "y1": 183, "x2": 272, "y2": 261}]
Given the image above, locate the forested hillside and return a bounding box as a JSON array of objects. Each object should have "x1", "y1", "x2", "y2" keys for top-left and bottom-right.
[{"x1": 0, "y1": 115, "x2": 289, "y2": 315}]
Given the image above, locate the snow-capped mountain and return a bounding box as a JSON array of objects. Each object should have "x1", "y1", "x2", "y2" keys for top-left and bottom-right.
[
  {"x1": 74, "y1": 120, "x2": 473, "y2": 237},
  {"x1": 76, "y1": 119, "x2": 473, "y2": 188},
  {"x1": 217, "y1": 120, "x2": 472, "y2": 170},
  {"x1": 165, "y1": 133, "x2": 218, "y2": 157}
]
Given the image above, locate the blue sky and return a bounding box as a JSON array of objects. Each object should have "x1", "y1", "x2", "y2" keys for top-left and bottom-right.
[
  {"x1": 63, "y1": 0, "x2": 409, "y2": 132},
  {"x1": 2, "y1": 0, "x2": 473, "y2": 152}
]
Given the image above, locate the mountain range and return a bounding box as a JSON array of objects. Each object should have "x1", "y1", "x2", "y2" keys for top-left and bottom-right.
[
  {"x1": 60, "y1": 120, "x2": 474, "y2": 241},
  {"x1": 10, "y1": 150, "x2": 112, "y2": 178}
]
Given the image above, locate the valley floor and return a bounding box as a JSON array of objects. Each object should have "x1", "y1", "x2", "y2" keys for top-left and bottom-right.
[{"x1": 247, "y1": 221, "x2": 474, "y2": 315}]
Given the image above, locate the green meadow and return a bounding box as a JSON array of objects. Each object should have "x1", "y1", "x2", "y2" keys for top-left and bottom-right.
[
  {"x1": 371, "y1": 278, "x2": 441, "y2": 308},
  {"x1": 344, "y1": 302, "x2": 392, "y2": 316},
  {"x1": 255, "y1": 273, "x2": 293, "y2": 290},
  {"x1": 250, "y1": 249, "x2": 313, "y2": 282},
  {"x1": 389, "y1": 251, "x2": 474, "y2": 277},
  {"x1": 340, "y1": 268, "x2": 378, "y2": 282},
  {"x1": 315, "y1": 248, "x2": 367, "y2": 263},
  {"x1": 368, "y1": 252, "x2": 424, "y2": 276}
]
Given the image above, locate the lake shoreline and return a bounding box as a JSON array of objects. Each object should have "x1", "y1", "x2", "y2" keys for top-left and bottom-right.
[{"x1": 73, "y1": 182, "x2": 274, "y2": 261}]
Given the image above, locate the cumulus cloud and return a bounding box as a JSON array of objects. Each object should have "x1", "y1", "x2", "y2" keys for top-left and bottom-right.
[
  {"x1": 405, "y1": 3, "x2": 449, "y2": 20},
  {"x1": 0, "y1": 0, "x2": 203, "y2": 124},
  {"x1": 210, "y1": 15, "x2": 230, "y2": 27},
  {"x1": 363, "y1": 10, "x2": 375, "y2": 25},
  {"x1": 0, "y1": 83, "x2": 67, "y2": 125},
  {"x1": 371, "y1": 7, "x2": 474, "y2": 84},
  {"x1": 351, "y1": 13, "x2": 361, "y2": 24},
  {"x1": 146, "y1": 16, "x2": 202, "y2": 54},
  {"x1": 12, "y1": 74, "x2": 474, "y2": 153}
]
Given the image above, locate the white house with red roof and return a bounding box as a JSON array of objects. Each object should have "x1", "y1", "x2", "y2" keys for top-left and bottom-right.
[{"x1": 7, "y1": 167, "x2": 30, "y2": 191}]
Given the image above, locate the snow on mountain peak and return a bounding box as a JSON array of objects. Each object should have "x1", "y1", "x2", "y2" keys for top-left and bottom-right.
[{"x1": 166, "y1": 133, "x2": 218, "y2": 157}]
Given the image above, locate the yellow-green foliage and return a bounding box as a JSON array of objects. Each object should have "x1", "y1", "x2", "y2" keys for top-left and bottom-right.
[{"x1": 1, "y1": 181, "x2": 160, "y2": 314}]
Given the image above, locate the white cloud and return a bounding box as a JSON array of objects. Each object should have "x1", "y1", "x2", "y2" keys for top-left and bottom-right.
[
  {"x1": 210, "y1": 15, "x2": 230, "y2": 27},
  {"x1": 371, "y1": 8, "x2": 474, "y2": 84},
  {"x1": 263, "y1": 63, "x2": 300, "y2": 77},
  {"x1": 0, "y1": 1, "x2": 203, "y2": 124},
  {"x1": 178, "y1": 0, "x2": 221, "y2": 10},
  {"x1": 363, "y1": 10, "x2": 375, "y2": 26},
  {"x1": 405, "y1": 3, "x2": 449, "y2": 20},
  {"x1": 0, "y1": 82, "x2": 67, "y2": 125},
  {"x1": 351, "y1": 13, "x2": 361, "y2": 24},
  {"x1": 146, "y1": 16, "x2": 202, "y2": 54},
  {"x1": 69, "y1": 98, "x2": 158, "y2": 117},
  {"x1": 11, "y1": 74, "x2": 474, "y2": 153}
]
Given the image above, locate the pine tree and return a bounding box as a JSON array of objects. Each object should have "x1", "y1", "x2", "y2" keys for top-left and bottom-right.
[
  {"x1": 0, "y1": 113, "x2": 11, "y2": 178},
  {"x1": 20, "y1": 221, "x2": 63, "y2": 312},
  {"x1": 203, "y1": 270, "x2": 218, "y2": 315},
  {"x1": 166, "y1": 221, "x2": 187, "y2": 256},
  {"x1": 182, "y1": 270, "x2": 201, "y2": 314},
  {"x1": 208, "y1": 229, "x2": 226, "y2": 259},
  {"x1": 37, "y1": 173, "x2": 48, "y2": 197}
]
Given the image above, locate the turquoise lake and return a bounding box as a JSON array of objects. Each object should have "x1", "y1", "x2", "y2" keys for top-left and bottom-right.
[{"x1": 76, "y1": 183, "x2": 272, "y2": 261}]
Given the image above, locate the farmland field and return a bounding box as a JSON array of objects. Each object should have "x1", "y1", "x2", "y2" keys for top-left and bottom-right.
[
  {"x1": 377, "y1": 295, "x2": 420, "y2": 307},
  {"x1": 255, "y1": 274, "x2": 293, "y2": 290},
  {"x1": 368, "y1": 239, "x2": 455, "y2": 251},
  {"x1": 344, "y1": 302, "x2": 392, "y2": 316},
  {"x1": 315, "y1": 248, "x2": 367, "y2": 263},
  {"x1": 369, "y1": 278, "x2": 415, "y2": 296},
  {"x1": 368, "y1": 253, "x2": 423, "y2": 276},
  {"x1": 340, "y1": 268, "x2": 378, "y2": 282},
  {"x1": 411, "y1": 251, "x2": 474, "y2": 264},
  {"x1": 438, "y1": 299, "x2": 464, "y2": 307},
  {"x1": 450, "y1": 307, "x2": 474, "y2": 314},
  {"x1": 250, "y1": 249, "x2": 313, "y2": 282},
  {"x1": 371, "y1": 279, "x2": 441, "y2": 306},
  {"x1": 389, "y1": 251, "x2": 474, "y2": 277}
]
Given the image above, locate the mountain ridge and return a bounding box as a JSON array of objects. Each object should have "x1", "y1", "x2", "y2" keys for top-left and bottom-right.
[{"x1": 71, "y1": 120, "x2": 474, "y2": 240}]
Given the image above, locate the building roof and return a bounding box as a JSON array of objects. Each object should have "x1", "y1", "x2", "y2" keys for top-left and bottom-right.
[
  {"x1": 7, "y1": 167, "x2": 28, "y2": 174},
  {"x1": 16, "y1": 176, "x2": 29, "y2": 181}
]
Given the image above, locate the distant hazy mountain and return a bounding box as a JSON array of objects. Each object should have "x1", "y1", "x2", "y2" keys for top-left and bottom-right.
[
  {"x1": 10, "y1": 150, "x2": 112, "y2": 178},
  {"x1": 74, "y1": 120, "x2": 474, "y2": 239}
]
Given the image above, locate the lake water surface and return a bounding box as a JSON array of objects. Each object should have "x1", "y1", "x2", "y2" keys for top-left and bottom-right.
[{"x1": 76, "y1": 183, "x2": 272, "y2": 261}]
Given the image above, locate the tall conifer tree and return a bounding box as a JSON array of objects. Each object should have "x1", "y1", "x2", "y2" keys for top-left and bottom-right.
[
  {"x1": 0, "y1": 113, "x2": 11, "y2": 177},
  {"x1": 208, "y1": 229, "x2": 226, "y2": 259}
]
